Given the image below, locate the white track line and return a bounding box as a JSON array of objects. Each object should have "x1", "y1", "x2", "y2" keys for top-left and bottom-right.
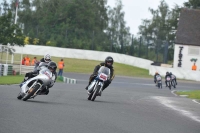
[
  {"x1": 192, "y1": 99, "x2": 200, "y2": 105},
  {"x1": 153, "y1": 96, "x2": 200, "y2": 123},
  {"x1": 171, "y1": 90, "x2": 178, "y2": 96}
]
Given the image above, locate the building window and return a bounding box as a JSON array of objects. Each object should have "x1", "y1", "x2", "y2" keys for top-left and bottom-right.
[{"x1": 188, "y1": 47, "x2": 200, "y2": 56}]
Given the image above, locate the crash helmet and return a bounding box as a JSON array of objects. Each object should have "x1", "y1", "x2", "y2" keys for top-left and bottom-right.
[
  {"x1": 166, "y1": 71, "x2": 169, "y2": 75},
  {"x1": 44, "y1": 54, "x2": 51, "y2": 63},
  {"x1": 47, "y1": 61, "x2": 57, "y2": 73},
  {"x1": 155, "y1": 72, "x2": 159, "y2": 75},
  {"x1": 105, "y1": 56, "x2": 114, "y2": 67}
]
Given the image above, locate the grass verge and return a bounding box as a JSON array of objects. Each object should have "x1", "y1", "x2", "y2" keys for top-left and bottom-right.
[
  {"x1": 0, "y1": 53, "x2": 151, "y2": 78},
  {"x1": 0, "y1": 75, "x2": 62, "y2": 85},
  {"x1": 0, "y1": 53, "x2": 152, "y2": 85},
  {"x1": 176, "y1": 90, "x2": 200, "y2": 100}
]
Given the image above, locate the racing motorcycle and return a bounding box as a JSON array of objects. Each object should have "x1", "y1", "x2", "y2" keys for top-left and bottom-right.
[
  {"x1": 166, "y1": 76, "x2": 171, "y2": 90},
  {"x1": 17, "y1": 63, "x2": 54, "y2": 101},
  {"x1": 87, "y1": 66, "x2": 110, "y2": 101},
  {"x1": 170, "y1": 74, "x2": 176, "y2": 88},
  {"x1": 156, "y1": 75, "x2": 162, "y2": 89}
]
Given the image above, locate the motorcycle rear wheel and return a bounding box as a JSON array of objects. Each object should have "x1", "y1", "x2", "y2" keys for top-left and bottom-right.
[{"x1": 22, "y1": 84, "x2": 40, "y2": 101}]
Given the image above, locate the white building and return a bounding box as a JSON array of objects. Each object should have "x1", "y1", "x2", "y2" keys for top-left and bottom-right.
[{"x1": 174, "y1": 8, "x2": 200, "y2": 71}]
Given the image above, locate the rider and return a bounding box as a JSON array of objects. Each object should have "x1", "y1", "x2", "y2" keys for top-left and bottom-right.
[
  {"x1": 85, "y1": 56, "x2": 115, "y2": 92},
  {"x1": 34, "y1": 54, "x2": 52, "y2": 72},
  {"x1": 169, "y1": 72, "x2": 177, "y2": 85},
  {"x1": 23, "y1": 54, "x2": 52, "y2": 83},
  {"x1": 20, "y1": 61, "x2": 57, "y2": 95},
  {"x1": 165, "y1": 71, "x2": 171, "y2": 87},
  {"x1": 154, "y1": 72, "x2": 160, "y2": 85}
]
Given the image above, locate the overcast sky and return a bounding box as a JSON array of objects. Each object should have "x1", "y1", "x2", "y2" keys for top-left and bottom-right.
[{"x1": 107, "y1": 0, "x2": 187, "y2": 35}]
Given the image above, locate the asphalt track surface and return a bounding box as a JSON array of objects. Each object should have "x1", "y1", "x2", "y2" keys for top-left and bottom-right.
[{"x1": 0, "y1": 72, "x2": 200, "y2": 133}]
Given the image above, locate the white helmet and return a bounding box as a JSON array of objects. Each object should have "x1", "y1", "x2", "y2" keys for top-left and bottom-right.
[{"x1": 44, "y1": 54, "x2": 51, "y2": 63}]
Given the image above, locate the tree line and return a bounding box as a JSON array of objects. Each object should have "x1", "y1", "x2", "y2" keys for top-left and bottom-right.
[{"x1": 0, "y1": 0, "x2": 199, "y2": 63}]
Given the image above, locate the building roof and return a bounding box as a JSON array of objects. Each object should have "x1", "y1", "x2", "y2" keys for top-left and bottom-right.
[{"x1": 175, "y1": 8, "x2": 200, "y2": 46}]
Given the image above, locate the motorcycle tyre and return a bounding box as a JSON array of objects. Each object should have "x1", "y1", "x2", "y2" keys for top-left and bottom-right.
[
  {"x1": 91, "y1": 85, "x2": 101, "y2": 101},
  {"x1": 22, "y1": 84, "x2": 40, "y2": 101},
  {"x1": 17, "y1": 92, "x2": 23, "y2": 100},
  {"x1": 158, "y1": 83, "x2": 162, "y2": 89},
  {"x1": 172, "y1": 80, "x2": 176, "y2": 88},
  {"x1": 88, "y1": 91, "x2": 93, "y2": 100}
]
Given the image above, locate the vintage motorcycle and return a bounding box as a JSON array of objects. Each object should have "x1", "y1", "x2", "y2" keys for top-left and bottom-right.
[
  {"x1": 171, "y1": 74, "x2": 176, "y2": 88},
  {"x1": 156, "y1": 75, "x2": 162, "y2": 89},
  {"x1": 87, "y1": 66, "x2": 110, "y2": 101},
  {"x1": 17, "y1": 63, "x2": 55, "y2": 101},
  {"x1": 166, "y1": 76, "x2": 171, "y2": 90}
]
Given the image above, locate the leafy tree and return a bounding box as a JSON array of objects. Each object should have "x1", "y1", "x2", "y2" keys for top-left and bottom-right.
[
  {"x1": 184, "y1": 0, "x2": 200, "y2": 9},
  {"x1": 0, "y1": 9, "x2": 24, "y2": 46}
]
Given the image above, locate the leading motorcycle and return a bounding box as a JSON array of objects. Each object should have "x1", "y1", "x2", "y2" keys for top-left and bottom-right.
[
  {"x1": 87, "y1": 66, "x2": 110, "y2": 101},
  {"x1": 17, "y1": 63, "x2": 55, "y2": 101}
]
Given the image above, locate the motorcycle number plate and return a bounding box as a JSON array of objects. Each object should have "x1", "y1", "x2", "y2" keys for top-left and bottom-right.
[{"x1": 99, "y1": 74, "x2": 107, "y2": 81}]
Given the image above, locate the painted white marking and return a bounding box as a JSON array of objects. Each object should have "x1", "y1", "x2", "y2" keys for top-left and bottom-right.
[
  {"x1": 171, "y1": 90, "x2": 177, "y2": 96},
  {"x1": 192, "y1": 99, "x2": 200, "y2": 105},
  {"x1": 180, "y1": 95, "x2": 188, "y2": 97},
  {"x1": 152, "y1": 96, "x2": 200, "y2": 123}
]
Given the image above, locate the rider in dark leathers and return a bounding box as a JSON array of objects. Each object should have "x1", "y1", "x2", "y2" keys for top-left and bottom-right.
[
  {"x1": 85, "y1": 56, "x2": 115, "y2": 91},
  {"x1": 169, "y1": 72, "x2": 178, "y2": 85},
  {"x1": 165, "y1": 72, "x2": 171, "y2": 87}
]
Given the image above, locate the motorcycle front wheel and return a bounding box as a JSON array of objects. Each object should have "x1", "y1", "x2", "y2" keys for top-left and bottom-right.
[
  {"x1": 22, "y1": 84, "x2": 40, "y2": 101},
  {"x1": 91, "y1": 85, "x2": 101, "y2": 101},
  {"x1": 17, "y1": 92, "x2": 23, "y2": 100}
]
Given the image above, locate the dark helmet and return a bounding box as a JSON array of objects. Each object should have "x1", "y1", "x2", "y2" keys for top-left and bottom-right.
[
  {"x1": 47, "y1": 61, "x2": 57, "y2": 72},
  {"x1": 166, "y1": 72, "x2": 169, "y2": 75},
  {"x1": 105, "y1": 56, "x2": 114, "y2": 67},
  {"x1": 169, "y1": 72, "x2": 172, "y2": 75}
]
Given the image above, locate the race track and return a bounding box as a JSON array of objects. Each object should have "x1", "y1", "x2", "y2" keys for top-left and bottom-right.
[{"x1": 0, "y1": 73, "x2": 200, "y2": 133}]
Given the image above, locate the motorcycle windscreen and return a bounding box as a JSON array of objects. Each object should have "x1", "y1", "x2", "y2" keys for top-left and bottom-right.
[
  {"x1": 98, "y1": 66, "x2": 110, "y2": 79},
  {"x1": 39, "y1": 68, "x2": 53, "y2": 79}
]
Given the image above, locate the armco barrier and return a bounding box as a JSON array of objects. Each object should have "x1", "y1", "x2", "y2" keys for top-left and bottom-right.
[
  {"x1": 8, "y1": 65, "x2": 13, "y2": 75},
  {"x1": 12, "y1": 65, "x2": 35, "y2": 75},
  {"x1": 13, "y1": 45, "x2": 153, "y2": 70},
  {"x1": 0, "y1": 64, "x2": 2, "y2": 76},
  {"x1": 149, "y1": 65, "x2": 200, "y2": 81}
]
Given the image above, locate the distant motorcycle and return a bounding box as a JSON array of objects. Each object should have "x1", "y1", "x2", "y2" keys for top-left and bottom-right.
[
  {"x1": 166, "y1": 76, "x2": 171, "y2": 90},
  {"x1": 87, "y1": 66, "x2": 110, "y2": 101},
  {"x1": 17, "y1": 63, "x2": 55, "y2": 101},
  {"x1": 171, "y1": 75, "x2": 176, "y2": 88},
  {"x1": 156, "y1": 75, "x2": 162, "y2": 89}
]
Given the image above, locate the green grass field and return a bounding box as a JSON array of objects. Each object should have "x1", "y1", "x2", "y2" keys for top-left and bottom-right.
[
  {"x1": 176, "y1": 90, "x2": 200, "y2": 100},
  {"x1": 0, "y1": 53, "x2": 151, "y2": 77},
  {"x1": 0, "y1": 75, "x2": 62, "y2": 85},
  {"x1": 0, "y1": 52, "x2": 152, "y2": 85}
]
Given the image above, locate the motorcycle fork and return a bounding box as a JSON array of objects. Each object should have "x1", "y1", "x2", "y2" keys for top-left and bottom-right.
[
  {"x1": 26, "y1": 81, "x2": 38, "y2": 93},
  {"x1": 32, "y1": 83, "x2": 43, "y2": 97}
]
